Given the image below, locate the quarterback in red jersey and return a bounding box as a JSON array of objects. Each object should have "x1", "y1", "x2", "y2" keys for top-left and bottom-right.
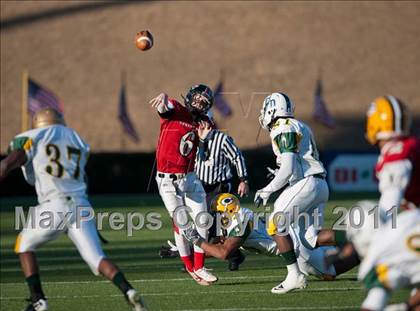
[{"x1": 151, "y1": 84, "x2": 218, "y2": 285}]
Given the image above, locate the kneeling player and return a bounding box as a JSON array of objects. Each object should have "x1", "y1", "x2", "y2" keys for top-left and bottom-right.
[
  {"x1": 183, "y1": 193, "x2": 344, "y2": 282},
  {"x1": 0, "y1": 108, "x2": 147, "y2": 311}
]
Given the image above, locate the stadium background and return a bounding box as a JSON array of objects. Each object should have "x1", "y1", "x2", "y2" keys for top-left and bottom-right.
[
  {"x1": 1, "y1": 2, "x2": 420, "y2": 310},
  {"x1": 1, "y1": 1, "x2": 420, "y2": 194}
]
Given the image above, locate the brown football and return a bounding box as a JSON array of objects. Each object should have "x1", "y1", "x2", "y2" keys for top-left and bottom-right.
[{"x1": 135, "y1": 30, "x2": 153, "y2": 51}]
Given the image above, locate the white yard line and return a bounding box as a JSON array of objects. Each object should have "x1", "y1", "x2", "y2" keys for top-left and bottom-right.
[
  {"x1": 180, "y1": 307, "x2": 359, "y2": 311},
  {"x1": 0, "y1": 287, "x2": 362, "y2": 300},
  {"x1": 0, "y1": 274, "x2": 358, "y2": 286},
  {"x1": 0, "y1": 261, "x2": 183, "y2": 272},
  {"x1": 181, "y1": 308, "x2": 358, "y2": 311}
]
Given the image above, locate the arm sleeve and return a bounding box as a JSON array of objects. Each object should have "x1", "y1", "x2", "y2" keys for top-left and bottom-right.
[
  {"x1": 377, "y1": 159, "x2": 412, "y2": 215},
  {"x1": 274, "y1": 132, "x2": 299, "y2": 153},
  {"x1": 22, "y1": 163, "x2": 36, "y2": 186},
  {"x1": 157, "y1": 99, "x2": 175, "y2": 118},
  {"x1": 263, "y1": 152, "x2": 296, "y2": 193},
  {"x1": 8, "y1": 136, "x2": 35, "y2": 164},
  {"x1": 223, "y1": 135, "x2": 248, "y2": 179},
  {"x1": 198, "y1": 139, "x2": 209, "y2": 161},
  {"x1": 262, "y1": 132, "x2": 298, "y2": 193}
]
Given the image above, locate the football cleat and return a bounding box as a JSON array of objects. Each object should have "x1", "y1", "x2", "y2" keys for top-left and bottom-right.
[
  {"x1": 271, "y1": 273, "x2": 307, "y2": 294},
  {"x1": 23, "y1": 298, "x2": 48, "y2": 311},
  {"x1": 194, "y1": 267, "x2": 218, "y2": 283},
  {"x1": 187, "y1": 270, "x2": 211, "y2": 286},
  {"x1": 125, "y1": 289, "x2": 148, "y2": 311}
]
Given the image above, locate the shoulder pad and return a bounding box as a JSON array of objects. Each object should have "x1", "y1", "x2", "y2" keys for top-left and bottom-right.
[{"x1": 270, "y1": 118, "x2": 297, "y2": 139}]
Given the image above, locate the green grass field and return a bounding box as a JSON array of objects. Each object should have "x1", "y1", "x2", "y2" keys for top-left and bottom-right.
[{"x1": 0, "y1": 194, "x2": 410, "y2": 311}]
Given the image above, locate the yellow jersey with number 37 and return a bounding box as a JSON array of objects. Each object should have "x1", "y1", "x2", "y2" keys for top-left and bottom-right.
[
  {"x1": 8, "y1": 124, "x2": 90, "y2": 204},
  {"x1": 269, "y1": 118, "x2": 326, "y2": 184}
]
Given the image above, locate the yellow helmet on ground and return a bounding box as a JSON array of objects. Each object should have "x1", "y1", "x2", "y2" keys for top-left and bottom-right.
[
  {"x1": 366, "y1": 95, "x2": 411, "y2": 145},
  {"x1": 32, "y1": 107, "x2": 65, "y2": 129},
  {"x1": 211, "y1": 193, "x2": 241, "y2": 217}
]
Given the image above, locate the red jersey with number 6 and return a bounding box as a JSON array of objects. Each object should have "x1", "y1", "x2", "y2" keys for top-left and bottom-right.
[{"x1": 156, "y1": 99, "x2": 198, "y2": 173}]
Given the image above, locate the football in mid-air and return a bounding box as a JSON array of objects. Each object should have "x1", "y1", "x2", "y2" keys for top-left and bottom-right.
[{"x1": 135, "y1": 30, "x2": 153, "y2": 51}]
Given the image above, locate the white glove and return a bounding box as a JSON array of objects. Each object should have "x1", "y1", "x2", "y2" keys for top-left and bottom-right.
[
  {"x1": 254, "y1": 188, "x2": 271, "y2": 208},
  {"x1": 266, "y1": 166, "x2": 279, "y2": 180},
  {"x1": 182, "y1": 226, "x2": 204, "y2": 246},
  {"x1": 149, "y1": 93, "x2": 172, "y2": 113},
  {"x1": 167, "y1": 240, "x2": 178, "y2": 252}
]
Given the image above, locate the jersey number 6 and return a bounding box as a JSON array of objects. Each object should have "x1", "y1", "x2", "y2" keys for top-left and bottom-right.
[{"x1": 179, "y1": 131, "x2": 196, "y2": 156}]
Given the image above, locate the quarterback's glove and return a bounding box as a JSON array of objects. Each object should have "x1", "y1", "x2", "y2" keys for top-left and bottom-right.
[
  {"x1": 266, "y1": 166, "x2": 279, "y2": 180},
  {"x1": 149, "y1": 93, "x2": 173, "y2": 113},
  {"x1": 182, "y1": 226, "x2": 204, "y2": 246},
  {"x1": 254, "y1": 189, "x2": 271, "y2": 208},
  {"x1": 158, "y1": 240, "x2": 179, "y2": 258}
]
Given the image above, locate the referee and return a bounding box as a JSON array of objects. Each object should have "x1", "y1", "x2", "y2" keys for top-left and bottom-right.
[
  {"x1": 196, "y1": 120, "x2": 249, "y2": 202},
  {"x1": 196, "y1": 120, "x2": 249, "y2": 271}
]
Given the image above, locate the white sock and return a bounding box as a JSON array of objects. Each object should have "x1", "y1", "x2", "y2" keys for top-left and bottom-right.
[{"x1": 286, "y1": 262, "x2": 300, "y2": 276}]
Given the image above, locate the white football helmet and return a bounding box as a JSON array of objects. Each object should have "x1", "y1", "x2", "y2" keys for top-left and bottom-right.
[
  {"x1": 345, "y1": 201, "x2": 387, "y2": 258},
  {"x1": 259, "y1": 92, "x2": 295, "y2": 130}
]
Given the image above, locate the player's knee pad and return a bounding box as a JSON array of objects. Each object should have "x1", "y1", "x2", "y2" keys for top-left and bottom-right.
[
  {"x1": 267, "y1": 212, "x2": 289, "y2": 236},
  {"x1": 267, "y1": 219, "x2": 278, "y2": 236},
  {"x1": 14, "y1": 233, "x2": 23, "y2": 254},
  {"x1": 14, "y1": 231, "x2": 43, "y2": 254}
]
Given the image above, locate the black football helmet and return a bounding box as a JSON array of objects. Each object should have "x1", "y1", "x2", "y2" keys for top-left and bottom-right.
[{"x1": 183, "y1": 84, "x2": 214, "y2": 115}]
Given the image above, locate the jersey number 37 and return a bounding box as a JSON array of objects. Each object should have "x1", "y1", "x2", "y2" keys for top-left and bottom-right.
[{"x1": 45, "y1": 144, "x2": 82, "y2": 179}]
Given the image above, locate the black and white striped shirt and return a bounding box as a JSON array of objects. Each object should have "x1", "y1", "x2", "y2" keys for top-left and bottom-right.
[{"x1": 195, "y1": 130, "x2": 247, "y2": 185}]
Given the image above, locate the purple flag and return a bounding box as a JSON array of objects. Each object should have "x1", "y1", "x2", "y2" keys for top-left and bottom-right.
[
  {"x1": 313, "y1": 79, "x2": 335, "y2": 128},
  {"x1": 28, "y1": 78, "x2": 64, "y2": 115},
  {"x1": 213, "y1": 81, "x2": 233, "y2": 117},
  {"x1": 118, "y1": 82, "x2": 139, "y2": 143}
]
